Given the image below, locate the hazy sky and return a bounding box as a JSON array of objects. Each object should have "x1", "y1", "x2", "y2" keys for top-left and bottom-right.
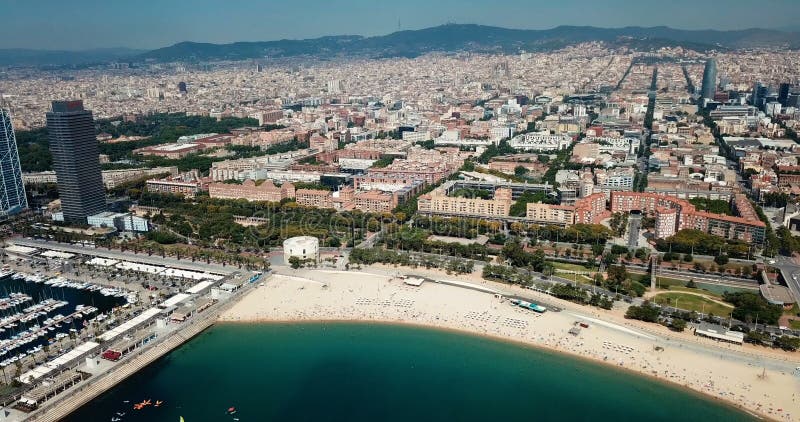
[{"x1": 4, "y1": 0, "x2": 800, "y2": 50}]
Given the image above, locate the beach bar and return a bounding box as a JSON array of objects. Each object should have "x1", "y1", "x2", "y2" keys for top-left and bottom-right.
[{"x1": 694, "y1": 323, "x2": 744, "y2": 345}]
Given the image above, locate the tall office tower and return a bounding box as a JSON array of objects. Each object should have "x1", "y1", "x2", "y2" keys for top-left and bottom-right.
[
  {"x1": 46, "y1": 100, "x2": 106, "y2": 223},
  {"x1": 778, "y1": 83, "x2": 791, "y2": 106},
  {"x1": 752, "y1": 82, "x2": 768, "y2": 109},
  {"x1": 700, "y1": 58, "x2": 717, "y2": 100},
  {"x1": 0, "y1": 109, "x2": 28, "y2": 217}
]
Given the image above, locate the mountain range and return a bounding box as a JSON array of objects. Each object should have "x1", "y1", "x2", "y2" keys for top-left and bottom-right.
[
  {"x1": 136, "y1": 24, "x2": 800, "y2": 62},
  {"x1": 0, "y1": 47, "x2": 144, "y2": 67},
  {"x1": 4, "y1": 24, "x2": 800, "y2": 66}
]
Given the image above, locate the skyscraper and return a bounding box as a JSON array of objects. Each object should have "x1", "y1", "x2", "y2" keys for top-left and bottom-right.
[
  {"x1": 752, "y1": 82, "x2": 768, "y2": 109},
  {"x1": 778, "y1": 83, "x2": 791, "y2": 106},
  {"x1": 700, "y1": 58, "x2": 717, "y2": 100},
  {"x1": 46, "y1": 100, "x2": 106, "y2": 223},
  {"x1": 0, "y1": 109, "x2": 28, "y2": 217}
]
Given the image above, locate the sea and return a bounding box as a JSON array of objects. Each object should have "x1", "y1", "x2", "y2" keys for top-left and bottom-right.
[{"x1": 64, "y1": 322, "x2": 754, "y2": 422}]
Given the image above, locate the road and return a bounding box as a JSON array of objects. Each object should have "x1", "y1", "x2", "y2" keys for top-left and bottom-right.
[
  {"x1": 548, "y1": 256, "x2": 759, "y2": 289},
  {"x1": 627, "y1": 214, "x2": 641, "y2": 249},
  {"x1": 771, "y1": 255, "x2": 800, "y2": 303}
]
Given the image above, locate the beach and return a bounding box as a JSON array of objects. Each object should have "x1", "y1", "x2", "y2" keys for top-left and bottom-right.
[{"x1": 219, "y1": 269, "x2": 800, "y2": 421}]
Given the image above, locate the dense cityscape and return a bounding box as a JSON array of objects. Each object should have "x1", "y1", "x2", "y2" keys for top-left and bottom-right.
[{"x1": 0, "y1": 3, "x2": 799, "y2": 420}]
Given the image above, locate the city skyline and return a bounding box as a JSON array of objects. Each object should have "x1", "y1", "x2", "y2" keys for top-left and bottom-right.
[{"x1": 2, "y1": 0, "x2": 800, "y2": 50}]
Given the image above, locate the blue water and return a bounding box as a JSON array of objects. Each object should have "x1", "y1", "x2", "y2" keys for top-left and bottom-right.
[{"x1": 65, "y1": 322, "x2": 754, "y2": 422}]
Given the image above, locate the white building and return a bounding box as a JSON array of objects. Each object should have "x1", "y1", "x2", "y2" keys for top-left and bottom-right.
[
  {"x1": 765, "y1": 102, "x2": 782, "y2": 117},
  {"x1": 283, "y1": 236, "x2": 320, "y2": 265},
  {"x1": 585, "y1": 136, "x2": 640, "y2": 155},
  {"x1": 401, "y1": 131, "x2": 428, "y2": 143},
  {"x1": 87, "y1": 212, "x2": 150, "y2": 232},
  {"x1": 508, "y1": 132, "x2": 572, "y2": 151},
  {"x1": 327, "y1": 80, "x2": 344, "y2": 94},
  {"x1": 490, "y1": 125, "x2": 514, "y2": 141}
]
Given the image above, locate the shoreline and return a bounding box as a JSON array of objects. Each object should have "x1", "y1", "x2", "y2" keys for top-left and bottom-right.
[
  {"x1": 217, "y1": 318, "x2": 765, "y2": 420},
  {"x1": 219, "y1": 271, "x2": 800, "y2": 421}
]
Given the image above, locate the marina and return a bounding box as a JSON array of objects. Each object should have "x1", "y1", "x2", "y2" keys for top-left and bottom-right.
[{"x1": 0, "y1": 272, "x2": 128, "y2": 375}]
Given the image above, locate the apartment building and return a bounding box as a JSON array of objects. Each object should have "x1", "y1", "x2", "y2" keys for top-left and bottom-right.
[
  {"x1": 610, "y1": 191, "x2": 765, "y2": 243},
  {"x1": 418, "y1": 186, "x2": 513, "y2": 218},
  {"x1": 208, "y1": 180, "x2": 295, "y2": 202}
]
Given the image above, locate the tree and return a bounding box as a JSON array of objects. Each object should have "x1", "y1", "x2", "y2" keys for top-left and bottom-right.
[
  {"x1": 288, "y1": 256, "x2": 302, "y2": 269},
  {"x1": 745, "y1": 330, "x2": 768, "y2": 346},
  {"x1": 514, "y1": 165, "x2": 529, "y2": 177},
  {"x1": 607, "y1": 264, "x2": 628, "y2": 285},
  {"x1": 609, "y1": 212, "x2": 628, "y2": 237},
  {"x1": 682, "y1": 254, "x2": 693, "y2": 262},
  {"x1": 625, "y1": 302, "x2": 660, "y2": 322},
  {"x1": 685, "y1": 279, "x2": 697, "y2": 289},
  {"x1": 723, "y1": 292, "x2": 782, "y2": 325},
  {"x1": 714, "y1": 255, "x2": 729, "y2": 266},
  {"x1": 634, "y1": 248, "x2": 649, "y2": 260},
  {"x1": 669, "y1": 318, "x2": 687, "y2": 332},
  {"x1": 775, "y1": 335, "x2": 800, "y2": 351}
]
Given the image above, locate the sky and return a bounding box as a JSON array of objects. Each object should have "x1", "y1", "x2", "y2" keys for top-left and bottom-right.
[{"x1": 3, "y1": 0, "x2": 800, "y2": 51}]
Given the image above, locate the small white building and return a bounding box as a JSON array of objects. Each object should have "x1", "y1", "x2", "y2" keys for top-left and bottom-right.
[
  {"x1": 87, "y1": 212, "x2": 150, "y2": 232},
  {"x1": 283, "y1": 236, "x2": 320, "y2": 265}
]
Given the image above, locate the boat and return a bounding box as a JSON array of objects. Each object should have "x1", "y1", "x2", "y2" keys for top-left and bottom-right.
[{"x1": 155, "y1": 400, "x2": 163, "y2": 407}]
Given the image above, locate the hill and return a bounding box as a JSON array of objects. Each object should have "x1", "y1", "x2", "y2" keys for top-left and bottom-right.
[
  {"x1": 0, "y1": 47, "x2": 144, "y2": 67},
  {"x1": 138, "y1": 24, "x2": 800, "y2": 62}
]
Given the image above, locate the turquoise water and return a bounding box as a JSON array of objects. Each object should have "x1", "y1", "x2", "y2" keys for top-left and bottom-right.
[{"x1": 65, "y1": 323, "x2": 753, "y2": 422}]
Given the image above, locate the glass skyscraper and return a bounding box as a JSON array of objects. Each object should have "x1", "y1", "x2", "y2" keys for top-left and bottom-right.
[
  {"x1": 700, "y1": 58, "x2": 717, "y2": 100},
  {"x1": 46, "y1": 100, "x2": 106, "y2": 223},
  {"x1": 0, "y1": 108, "x2": 28, "y2": 217}
]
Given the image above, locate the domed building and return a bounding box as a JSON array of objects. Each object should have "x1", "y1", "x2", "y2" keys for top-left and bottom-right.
[{"x1": 283, "y1": 236, "x2": 320, "y2": 265}]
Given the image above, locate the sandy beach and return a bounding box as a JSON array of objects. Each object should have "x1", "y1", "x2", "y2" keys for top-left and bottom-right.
[{"x1": 219, "y1": 269, "x2": 800, "y2": 421}]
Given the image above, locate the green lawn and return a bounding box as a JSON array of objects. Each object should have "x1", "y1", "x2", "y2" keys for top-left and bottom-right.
[
  {"x1": 548, "y1": 261, "x2": 596, "y2": 273},
  {"x1": 663, "y1": 285, "x2": 723, "y2": 299},
  {"x1": 553, "y1": 272, "x2": 595, "y2": 284},
  {"x1": 652, "y1": 276, "x2": 692, "y2": 288},
  {"x1": 652, "y1": 292, "x2": 733, "y2": 316},
  {"x1": 789, "y1": 319, "x2": 800, "y2": 330}
]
